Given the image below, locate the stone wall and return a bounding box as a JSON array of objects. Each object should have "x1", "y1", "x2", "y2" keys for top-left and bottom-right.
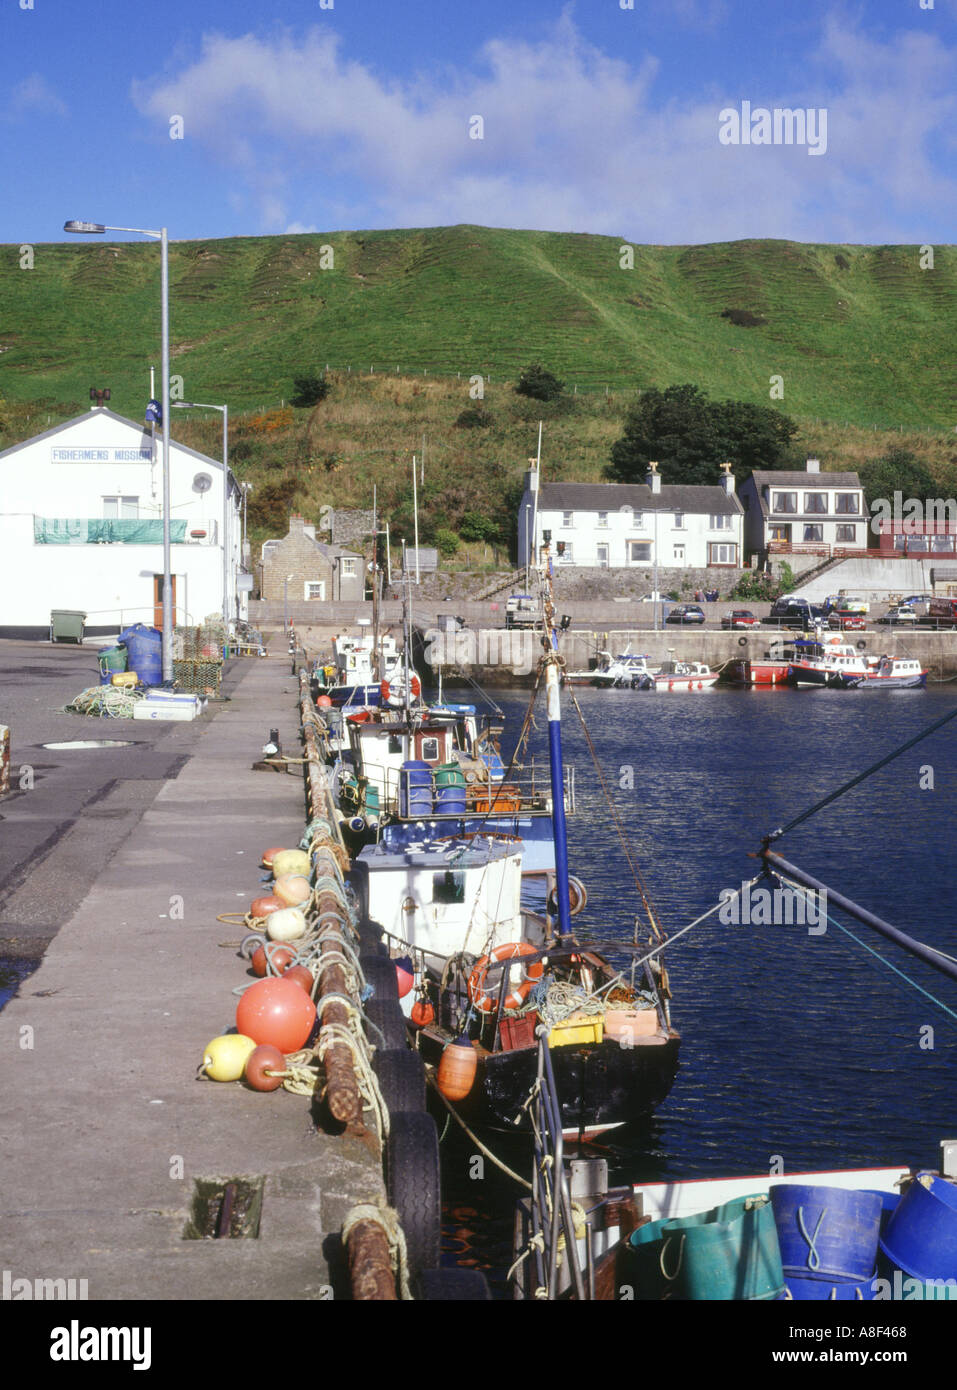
[{"x1": 330, "y1": 508, "x2": 375, "y2": 546}]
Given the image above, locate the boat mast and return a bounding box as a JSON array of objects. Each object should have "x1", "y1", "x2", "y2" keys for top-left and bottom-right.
[
  {"x1": 371, "y1": 485, "x2": 380, "y2": 682},
  {"x1": 539, "y1": 532, "x2": 573, "y2": 941}
]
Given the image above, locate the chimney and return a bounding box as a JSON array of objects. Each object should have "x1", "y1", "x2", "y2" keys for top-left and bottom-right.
[
  {"x1": 289, "y1": 514, "x2": 305, "y2": 534},
  {"x1": 806, "y1": 458, "x2": 821, "y2": 474},
  {"x1": 646, "y1": 459, "x2": 662, "y2": 495},
  {"x1": 719, "y1": 461, "x2": 736, "y2": 495}
]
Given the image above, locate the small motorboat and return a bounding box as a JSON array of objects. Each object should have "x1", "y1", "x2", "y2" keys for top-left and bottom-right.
[{"x1": 836, "y1": 655, "x2": 928, "y2": 689}]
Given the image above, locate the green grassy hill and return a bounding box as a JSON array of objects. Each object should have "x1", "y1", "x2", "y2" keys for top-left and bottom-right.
[{"x1": 2, "y1": 226, "x2": 956, "y2": 549}]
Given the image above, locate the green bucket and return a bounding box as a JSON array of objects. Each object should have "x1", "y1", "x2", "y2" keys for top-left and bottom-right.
[
  {"x1": 626, "y1": 1194, "x2": 786, "y2": 1301},
  {"x1": 434, "y1": 762, "x2": 466, "y2": 788}
]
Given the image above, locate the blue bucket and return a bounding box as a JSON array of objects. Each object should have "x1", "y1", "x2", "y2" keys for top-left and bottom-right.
[
  {"x1": 399, "y1": 761, "x2": 432, "y2": 818},
  {"x1": 771, "y1": 1184, "x2": 883, "y2": 1282},
  {"x1": 118, "y1": 624, "x2": 162, "y2": 688},
  {"x1": 625, "y1": 1195, "x2": 785, "y2": 1301},
  {"x1": 880, "y1": 1174, "x2": 957, "y2": 1280}
]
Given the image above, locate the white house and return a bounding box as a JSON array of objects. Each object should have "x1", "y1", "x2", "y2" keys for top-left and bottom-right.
[
  {"x1": 739, "y1": 459, "x2": 867, "y2": 559},
  {"x1": 517, "y1": 463, "x2": 744, "y2": 571},
  {"x1": 0, "y1": 407, "x2": 244, "y2": 638}
]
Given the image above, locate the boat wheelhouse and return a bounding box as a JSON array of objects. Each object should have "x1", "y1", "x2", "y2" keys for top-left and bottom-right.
[{"x1": 786, "y1": 636, "x2": 869, "y2": 687}]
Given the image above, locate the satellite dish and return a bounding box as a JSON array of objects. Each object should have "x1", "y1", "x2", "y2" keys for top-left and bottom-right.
[{"x1": 192, "y1": 472, "x2": 213, "y2": 494}]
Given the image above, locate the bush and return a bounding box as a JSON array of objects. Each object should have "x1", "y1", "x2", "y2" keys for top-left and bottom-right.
[
  {"x1": 454, "y1": 406, "x2": 492, "y2": 429},
  {"x1": 290, "y1": 374, "x2": 331, "y2": 408},
  {"x1": 434, "y1": 528, "x2": 460, "y2": 558},
  {"x1": 515, "y1": 363, "x2": 564, "y2": 402}
]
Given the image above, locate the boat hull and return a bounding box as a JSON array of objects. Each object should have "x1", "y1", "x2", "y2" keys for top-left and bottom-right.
[
  {"x1": 421, "y1": 1029, "x2": 681, "y2": 1134},
  {"x1": 722, "y1": 660, "x2": 791, "y2": 687},
  {"x1": 836, "y1": 671, "x2": 927, "y2": 689}
]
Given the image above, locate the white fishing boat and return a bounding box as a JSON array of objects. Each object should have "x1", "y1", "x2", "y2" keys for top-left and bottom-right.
[{"x1": 785, "y1": 635, "x2": 870, "y2": 687}]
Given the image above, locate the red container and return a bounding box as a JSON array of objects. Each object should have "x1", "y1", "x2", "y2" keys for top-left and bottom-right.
[{"x1": 499, "y1": 1011, "x2": 539, "y2": 1052}]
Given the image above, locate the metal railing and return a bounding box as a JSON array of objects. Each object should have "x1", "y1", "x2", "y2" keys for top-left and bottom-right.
[{"x1": 362, "y1": 761, "x2": 576, "y2": 819}]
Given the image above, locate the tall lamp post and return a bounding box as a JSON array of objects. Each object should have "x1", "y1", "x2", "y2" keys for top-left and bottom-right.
[
  {"x1": 171, "y1": 401, "x2": 230, "y2": 642},
  {"x1": 63, "y1": 220, "x2": 173, "y2": 681}
]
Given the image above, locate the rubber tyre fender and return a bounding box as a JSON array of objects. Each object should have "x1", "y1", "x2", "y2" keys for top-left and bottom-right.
[
  {"x1": 417, "y1": 1268, "x2": 492, "y2": 1301},
  {"x1": 856, "y1": 641, "x2": 867, "y2": 651},
  {"x1": 386, "y1": 1111, "x2": 442, "y2": 1280},
  {"x1": 738, "y1": 636, "x2": 748, "y2": 647},
  {"x1": 373, "y1": 1048, "x2": 426, "y2": 1113},
  {"x1": 356, "y1": 917, "x2": 389, "y2": 956},
  {"x1": 360, "y1": 952, "x2": 400, "y2": 1003},
  {"x1": 364, "y1": 997, "x2": 408, "y2": 1050}
]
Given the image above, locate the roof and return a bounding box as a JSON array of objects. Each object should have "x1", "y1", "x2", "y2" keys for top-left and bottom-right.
[
  {"x1": 0, "y1": 406, "x2": 241, "y2": 494},
  {"x1": 536, "y1": 482, "x2": 741, "y2": 515},
  {"x1": 747, "y1": 470, "x2": 862, "y2": 489}
]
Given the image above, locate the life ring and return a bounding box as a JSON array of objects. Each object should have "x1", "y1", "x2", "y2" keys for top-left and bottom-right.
[
  {"x1": 380, "y1": 674, "x2": 422, "y2": 702},
  {"x1": 856, "y1": 641, "x2": 867, "y2": 651},
  {"x1": 547, "y1": 875, "x2": 588, "y2": 917},
  {"x1": 738, "y1": 636, "x2": 748, "y2": 647},
  {"x1": 467, "y1": 941, "x2": 544, "y2": 1013}
]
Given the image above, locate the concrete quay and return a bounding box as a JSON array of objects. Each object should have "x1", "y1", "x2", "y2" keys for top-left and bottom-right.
[{"x1": 0, "y1": 642, "x2": 384, "y2": 1301}]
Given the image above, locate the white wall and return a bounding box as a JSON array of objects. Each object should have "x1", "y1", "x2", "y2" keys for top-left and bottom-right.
[{"x1": 518, "y1": 495, "x2": 742, "y2": 569}]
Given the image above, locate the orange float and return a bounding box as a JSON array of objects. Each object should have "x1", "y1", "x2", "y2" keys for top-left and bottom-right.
[
  {"x1": 236, "y1": 978, "x2": 316, "y2": 1052},
  {"x1": 437, "y1": 1036, "x2": 477, "y2": 1100}
]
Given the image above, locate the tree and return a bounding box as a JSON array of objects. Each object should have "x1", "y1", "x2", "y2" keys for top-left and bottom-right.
[
  {"x1": 856, "y1": 448, "x2": 938, "y2": 514},
  {"x1": 606, "y1": 383, "x2": 798, "y2": 486},
  {"x1": 515, "y1": 363, "x2": 564, "y2": 402},
  {"x1": 434, "y1": 528, "x2": 461, "y2": 558},
  {"x1": 289, "y1": 373, "x2": 330, "y2": 408}
]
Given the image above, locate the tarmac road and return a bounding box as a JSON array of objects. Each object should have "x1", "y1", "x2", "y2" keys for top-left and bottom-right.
[{"x1": 0, "y1": 639, "x2": 248, "y2": 965}]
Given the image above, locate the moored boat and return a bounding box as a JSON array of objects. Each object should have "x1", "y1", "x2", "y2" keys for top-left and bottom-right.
[
  {"x1": 785, "y1": 635, "x2": 870, "y2": 687},
  {"x1": 836, "y1": 655, "x2": 928, "y2": 689}
]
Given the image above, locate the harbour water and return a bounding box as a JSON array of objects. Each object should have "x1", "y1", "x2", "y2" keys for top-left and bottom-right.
[{"x1": 438, "y1": 683, "x2": 957, "y2": 1293}]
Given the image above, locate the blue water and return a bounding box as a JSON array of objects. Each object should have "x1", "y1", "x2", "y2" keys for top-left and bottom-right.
[{"x1": 438, "y1": 683, "x2": 957, "y2": 1289}]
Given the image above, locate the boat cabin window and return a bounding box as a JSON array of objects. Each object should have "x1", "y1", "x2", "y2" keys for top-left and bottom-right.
[
  {"x1": 433, "y1": 870, "x2": 465, "y2": 904},
  {"x1": 419, "y1": 736, "x2": 442, "y2": 763},
  {"x1": 388, "y1": 735, "x2": 403, "y2": 755}
]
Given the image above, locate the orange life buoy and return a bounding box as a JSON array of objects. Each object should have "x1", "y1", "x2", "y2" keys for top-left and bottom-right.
[
  {"x1": 381, "y1": 673, "x2": 422, "y2": 703},
  {"x1": 380, "y1": 678, "x2": 391, "y2": 702},
  {"x1": 467, "y1": 941, "x2": 544, "y2": 1013}
]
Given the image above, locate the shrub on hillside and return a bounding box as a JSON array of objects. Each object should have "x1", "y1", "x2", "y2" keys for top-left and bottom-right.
[
  {"x1": 435, "y1": 528, "x2": 461, "y2": 558},
  {"x1": 290, "y1": 373, "x2": 331, "y2": 408},
  {"x1": 454, "y1": 406, "x2": 493, "y2": 428},
  {"x1": 515, "y1": 363, "x2": 564, "y2": 402}
]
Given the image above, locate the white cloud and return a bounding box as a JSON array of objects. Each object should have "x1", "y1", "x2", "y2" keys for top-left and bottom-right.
[
  {"x1": 130, "y1": 16, "x2": 957, "y2": 242},
  {"x1": 7, "y1": 73, "x2": 69, "y2": 118},
  {"x1": 285, "y1": 221, "x2": 319, "y2": 235}
]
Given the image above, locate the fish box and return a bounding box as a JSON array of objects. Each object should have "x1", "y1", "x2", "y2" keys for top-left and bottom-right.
[
  {"x1": 133, "y1": 698, "x2": 200, "y2": 722},
  {"x1": 499, "y1": 1011, "x2": 539, "y2": 1052},
  {"x1": 603, "y1": 1008, "x2": 659, "y2": 1043},
  {"x1": 548, "y1": 1011, "x2": 603, "y2": 1048}
]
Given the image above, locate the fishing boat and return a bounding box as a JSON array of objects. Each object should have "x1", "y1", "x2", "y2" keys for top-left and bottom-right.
[
  {"x1": 650, "y1": 660, "x2": 719, "y2": 692},
  {"x1": 835, "y1": 655, "x2": 928, "y2": 690},
  {"x1": 785, "y1": 635, "x2": 870, "y2": 687},
  {"x1": 563, "y1": 650, "x2": 654, "y2": 688},
  {"x1": 719, "y1": 637, "x2": 801, "y2": 687},
  {"x1": 334, "y1": 544, "x2": 680, "y2": 1138},
  {"x1": 311, "y1": 630, "x2": 404, "y2": 707}
]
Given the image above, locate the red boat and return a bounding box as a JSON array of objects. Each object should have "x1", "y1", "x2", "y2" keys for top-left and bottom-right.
[{"x1": 720, "y1": 638, "x2": 800, "y2": 687}]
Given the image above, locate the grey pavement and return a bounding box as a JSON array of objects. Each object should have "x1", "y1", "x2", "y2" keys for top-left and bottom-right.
[{"x1": 0, "y1": 642, "x2": 384, "y2": 1301}]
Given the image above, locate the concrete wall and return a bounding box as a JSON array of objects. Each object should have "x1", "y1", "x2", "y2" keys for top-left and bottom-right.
[{"x1": 791, "y1": 557, "x2": 938, "y2": 602}]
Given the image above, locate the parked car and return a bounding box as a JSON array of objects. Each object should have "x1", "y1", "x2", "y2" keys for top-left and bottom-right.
[
  {"x1": 505, "y1": 594, "x2": 538, "y2": 629},
  {"x1": 828, "y1": 612, "x2": 867, "y2": 631},
  {"x1": 666, "y1": 604, "x2": 706, "y2": 625},
  {"x1": 878, "y1": 605, "x2": 919, "y2": 625},
  {"x1": 824, "y1": 595, "x2": 870, "y2": 615},
  {"x1": 721, "y1": 610, "x2": 759, "y2": 629},
  {"x1": 765, "y1": 597, "x2": 828, "y2": 628}
]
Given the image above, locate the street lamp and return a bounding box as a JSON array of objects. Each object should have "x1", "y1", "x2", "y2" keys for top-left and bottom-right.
[
  {"x1": 171, "y1": 401, "x2": 230, "y2": 640},
  {"x1": 64, "y1": 220, "x2": 172, "y2": 681}
]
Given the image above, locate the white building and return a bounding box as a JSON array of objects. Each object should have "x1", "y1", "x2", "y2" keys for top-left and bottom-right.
[
  {"x1": 517, "y1": 464, "x2": 744, "y2": 571},
  {"x1": 0, "y1": 407, "x2": 244, "y2": 638},
  {"x1": 739, "y1": 459, "x2": 867, "y2": 559}
]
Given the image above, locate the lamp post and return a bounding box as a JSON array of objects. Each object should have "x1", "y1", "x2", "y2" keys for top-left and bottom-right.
[
  {"x1": 524, "y1": 503, "x2": 531, "y2": 590},
  {"x1": 64, "y1": 220, "x2": 173, "y2": 681},
  {"x1": 171, "y1": 401, "x2": 230, "y2": 639}
]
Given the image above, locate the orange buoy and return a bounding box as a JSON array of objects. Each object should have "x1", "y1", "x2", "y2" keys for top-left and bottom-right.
[
  {"x1": 317, "y1": 695, "x2": 333, "y2": 708},
  {"x1": 272, "y1": 874, "x2": 312, "y2": 908},
  {"x1": 283, "y1": 964, "x2": 315, "y2": 995},
  {"x1": 437, "y1": 1036, "x2": 477, "y2": 1101},
  {"x1": 395, "y1": 956, "x2": 414, "y2": 999},
  {"x1": 250, "y1": 895, "x2": 285, "y2": 919},
  {"x1": 244, "y1": 1044, "x2": 286, "y2": 1092},
  {"x1": 236, "y1": 978, "x2": 316, "y2": 1052},
  {"x1": 410, "y1": 999, "x2": 434, "y2": 1028},
  {"x1": 251, "y1": 943, "x2": 296, "y2": 978}
]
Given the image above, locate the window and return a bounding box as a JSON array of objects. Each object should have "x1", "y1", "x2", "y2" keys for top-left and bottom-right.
[
  {"x1": 432, "y1": 870, "x2": 465, "y2": 905},
  {"x1": 674, "y1": 512, "x2": 685, "y2": 528},
  {"x1": 908, "y1": 536, "x2": 929, "y2": 552},
  {"x1": 708, "y1": 543, "x2": 738, "y2": 565},
  {"x1": 562, "y1": 510, "x2": 573, "y2": 528},
  {"x1": 628, "y1": 541, "x2": 652, "y2": 563},
  {"x1": 304, "y1": 581, "x2": 326, "y2": 600},
  {"x1": 804, "y1": 493, "x2": 828, "y2": 514},
  {"x1": 931, "y1": 535, "x2": 956, "y2": 552},
  {"x1": 103, "y1": 496, "x2": 139, "y2": 519},
  {"x1": 556, "y1": 542, "x2": 574, "y2": 564},
  {"x1": 632, "y1": 511, "x2": 644, "y2": 528},
  {"x1": 835, "y1": 525, "x2": 857, "y2": 543},
  {"x1": 773, "y1": 492, "x2": 797, "y2": 514},
  {"x1": 340, "y1": 557, "x2": 357, "y2": 577},
  {"x1": 597, "y1": 511, "x2": 608, "y2": 528},
  {"x1": 420, "y1": 737, "x2": 441, "y2": 761},
  {"x1": 803, "y1": 525, "x2": 824, "y2": 543},
  {"x1": 709, "y1": 514, "x2": 732, "y2": 530},
  {"x1": 673, "y1": 545, "x2": 685, "y2": 564},
  {"x1": 770, "y1": 524, "x2": 791, "y2": 542},
  {"x1": 835, "y1": 493, "x2": 859, "y2": 515},
  {"x1": 596, "y1": 544, "x2": 610, "y2": 568}
]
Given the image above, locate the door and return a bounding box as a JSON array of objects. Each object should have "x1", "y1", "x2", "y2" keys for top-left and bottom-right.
[
  {"x1": 153, "y1": 574, "x2": 177, "y2": 630},
  {"x1": 596, "y1": 544, "x2": 609, "y2": 569}
]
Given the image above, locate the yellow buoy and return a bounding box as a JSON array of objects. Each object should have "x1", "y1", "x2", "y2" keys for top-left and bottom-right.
[
  {"x1": 266, "y1": 906, "x2": 307, "y2": 942},
  {"x1": 202, "y1": 1034, "x2": 258, "y2": 1082},
  {"x1": 271, "y1": 849, "x2": 311, "y2": 879}
]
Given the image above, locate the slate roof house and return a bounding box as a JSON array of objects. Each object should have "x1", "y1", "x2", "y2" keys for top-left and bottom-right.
[
  {"x1": 738, "y1": 459, "x2": 867, "y2": 559},
  {"x1": 258, "y1": 515, "x2": 365, "y2": 602},
  {"x1": 517, "y1": 463, "x2": 744, "y2": 570}
]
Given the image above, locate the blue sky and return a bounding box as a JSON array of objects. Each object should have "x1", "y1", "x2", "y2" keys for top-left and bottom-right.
[{"x1": 1, "y1": 0, "x2": 956, "y2": 246}]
